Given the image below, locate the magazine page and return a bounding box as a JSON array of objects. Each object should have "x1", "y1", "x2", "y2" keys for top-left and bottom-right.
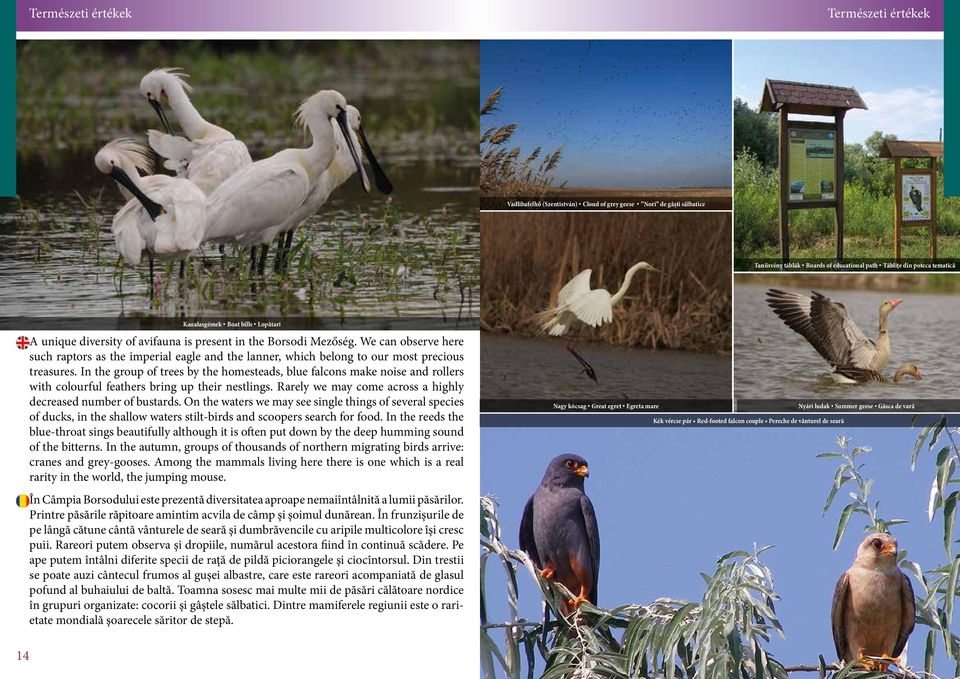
[{"x1": 0, "y1": 1, "x2": 952, "y2": 678}]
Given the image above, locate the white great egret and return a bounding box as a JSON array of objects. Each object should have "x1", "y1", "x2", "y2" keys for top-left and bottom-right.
[
  {"x1": 140, "y1": 68, "x2": 252, "y2": 195},
  {"x1": 536, "y1": 261, "x2": 660, "y2": 382},
  {"x1": 95, "y1": 138, "x2": 207, "y2": 296},
  {"x1": 201, "y1": 90, "x2": 369, "y2": 270},
  {"x1": 246, "y1": 104, "x2": 392, "y2": 275}
]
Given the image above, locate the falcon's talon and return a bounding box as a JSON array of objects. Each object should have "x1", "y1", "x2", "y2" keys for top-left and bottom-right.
[
  {"x1": 539, "y1": 566, "x2": 555, "y2": 581},
  {"x1": 878, "y1": 653, "x2": 901, "y2": 669}
]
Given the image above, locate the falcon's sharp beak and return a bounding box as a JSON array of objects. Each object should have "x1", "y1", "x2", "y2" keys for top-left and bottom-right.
[
  {"x1": 880, "y1": 544, "x2": 897, "y2": 556},
  {"x1": 574, "y1": 464, "x2": 589, "y2": 478}
]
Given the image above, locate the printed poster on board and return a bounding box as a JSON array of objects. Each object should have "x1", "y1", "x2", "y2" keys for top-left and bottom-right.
[{"x1": 902, "y1": 173, "x2": 932, "y2": 221}]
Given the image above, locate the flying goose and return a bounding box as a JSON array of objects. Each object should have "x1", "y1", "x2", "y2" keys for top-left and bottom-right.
[
  {"x1": 766, "y1": 289, "x2": 901, "y2": 372},
  {"x1": 833, "y1": 362, "x2": 922, "y2": 384}
]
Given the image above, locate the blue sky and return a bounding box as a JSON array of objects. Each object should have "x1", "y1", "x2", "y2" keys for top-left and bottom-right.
[
  {"x1": 481, "y1": 40, "x2": 731, "y2": 189},
  {"x1": 735, "y1": 40, "x2": 944, "y2": 145},
  {"x1": 482, "y1": 425, "x2": 954, "y2": 677}
]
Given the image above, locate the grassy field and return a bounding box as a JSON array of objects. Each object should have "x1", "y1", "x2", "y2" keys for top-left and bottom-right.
[
  {"x1": 16, "y1": 40, "x2": 479, "y2": 159},
  {"x1": 481, "y1": 212, "x2": 731, "y2": 353},
  {"x1": 545, "y1": 188, "x2": 731, "y2": 198},
  {"x1": 734, "y1": 152, "x2": 960, "y2": 260}
]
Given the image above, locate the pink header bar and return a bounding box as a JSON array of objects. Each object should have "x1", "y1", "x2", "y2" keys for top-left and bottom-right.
[{"x1": 17, "y1": 0, "x2": 944, "y2": 32}]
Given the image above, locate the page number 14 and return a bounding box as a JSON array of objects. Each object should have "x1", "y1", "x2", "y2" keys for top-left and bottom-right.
[{"x1": 17, "y1": 651, "x2": 29, "y2": 660}]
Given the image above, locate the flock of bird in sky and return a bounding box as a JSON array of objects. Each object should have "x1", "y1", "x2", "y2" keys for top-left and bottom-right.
[
  {"x1": 482, "y1": 40, "x2": 731, "y2": 187},
  {"x1": 94, "y1": 68, "x2": 392, "y2": 296},
  {"x1": 521, "y1": 453, "x2": 916, "y2": 671}
]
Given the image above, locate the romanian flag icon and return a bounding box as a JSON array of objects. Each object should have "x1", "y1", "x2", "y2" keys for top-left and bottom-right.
[{"x1": 16, "y1": 495, "x2": 30, "y2": 508}]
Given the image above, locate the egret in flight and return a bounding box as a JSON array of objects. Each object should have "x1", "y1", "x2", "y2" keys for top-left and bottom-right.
[
  {"x1": 537, "y1": 261, "x2": 660, "y2": 382},
  {"x1": 95, "y1": 138, "x2": 206, "y2": 297},
  {"x1": 140, "y1": 68, "x2": 252, "y2": 195},
  {"x1": 202, "y1": 90, "x2": 369, "y2": 268}
]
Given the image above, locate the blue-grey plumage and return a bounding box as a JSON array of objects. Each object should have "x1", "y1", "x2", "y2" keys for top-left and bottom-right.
[{"x1": 519, "y1": 454, "x2": 600, "y2": 613}]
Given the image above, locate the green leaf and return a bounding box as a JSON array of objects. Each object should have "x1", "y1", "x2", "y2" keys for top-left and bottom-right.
[
  {"x1": 937, "y1": 445, "x2": 952, "y2": 466},
  {"x1": 822, "y1": 483, "x2": 843, "y2": 516},
  {"x1": 718, "y1": 550, "x2": 750, "y2": 563},
  {"x1": 833, "y1": 504, "x2": 855, "y2": 550},
  {"x1": 925, "y1": 628, "x2": 936, "y2": 677},
  {"x1": 726, "y1": 628, "x2": 742, "y2": 669},
  {"x1": 946, "y1": 491, "x2": 958, "y2": 558},
  {"x1": 947, "y1": 556, "x2": 960, "y2": 625},
  {"x1": 930, "y1": 416, "x2": 947, "y2": 450},
  {"x1": 481, "y1": 629, "x2": 510, "y2": 675},
  {"x1": 912, "y1": 424, "x2": 933, "y2": 470}
]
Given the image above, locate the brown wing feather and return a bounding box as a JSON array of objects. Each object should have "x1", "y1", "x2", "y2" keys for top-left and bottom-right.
[
  {"x1": 831, "y1": 571, "x2": 850, "y2": 661},
  {"x1": 892, "y1": 571, "x2": 916, "y2": 658},
  {"x1": 833, "y1": 366, "x2": 886, "y2": 383},
  {"x1": 808, "y1": 293, "x2": 860, "y2": 366},
  {"x1": 766, "y1": 289, "x2": 842, "y2": 366}
]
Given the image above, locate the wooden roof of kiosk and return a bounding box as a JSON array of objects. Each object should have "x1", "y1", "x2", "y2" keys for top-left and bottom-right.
[
  {"x1": 879, "y1": 140, "x2": 943, "y2": 158},
  {"x1": 760, "y1": 79, "x2": 868, "y2": 116}
]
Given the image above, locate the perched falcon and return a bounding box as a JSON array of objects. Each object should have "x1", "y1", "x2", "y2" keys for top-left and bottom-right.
[
  {"x1": 831, "y1": 533, "x2": 916, "y2": 669},
  {"x1": 519, "y1": 454, "x2": 600, "y2": 614}
]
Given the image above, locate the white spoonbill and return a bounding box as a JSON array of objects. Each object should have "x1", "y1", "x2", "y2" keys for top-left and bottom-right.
[
  {"x1": 95, "y1": 138, "x2": 207, "y2": 296},
  {"x1": 536, "y1": 261, "x2": 660, "y2": 382},
  {"x1": 202, "y1": 90, "x2": 369, "y2": 266},
  {"x1": 254, "y1": 104, "x2": 393, "y2": 274},
  {"x1": 140, "y1": 68, "x2": 252, "y2": 194}
]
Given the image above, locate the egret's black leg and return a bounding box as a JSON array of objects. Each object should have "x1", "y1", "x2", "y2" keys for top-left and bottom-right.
[
  {"x1": 149, "y1": 256, "x2": 155, "y2": 300},
  {"x1": 275, "y1": 230, "x2": 295, "y2": 273},
  {"x1": 257, "y1": 244, "x2": 269, "y2": 277},
  {"x1": 565, "y1": 341, "x2": 598, "y2": 383},
  {"x1": 273, "y1": 234, "x2": 284, "y2": 273}
]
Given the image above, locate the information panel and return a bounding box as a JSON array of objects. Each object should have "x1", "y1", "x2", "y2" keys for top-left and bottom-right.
[
  {"x1": 901, "y1": 172, "x2": 932, "y2": 221},
  {"x1": 787, "y1": 127, "x2": 836, "y2": 201}
]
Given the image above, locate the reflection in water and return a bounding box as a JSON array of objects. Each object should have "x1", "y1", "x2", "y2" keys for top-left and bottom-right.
[
  {"x1": 0, "y1": 154, "x2": 479, "y2": 322},
  {"x1": 481, "y1": 333, "x2": 731, "y2": 401},
  {"x1": 735, "y1": 284, "x2": 960, "y2": 401}
]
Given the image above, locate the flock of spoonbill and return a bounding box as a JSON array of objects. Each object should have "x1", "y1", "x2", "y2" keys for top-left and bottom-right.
[{"x1": 95, "y1": 68, "x2": 392, "y2": 296}]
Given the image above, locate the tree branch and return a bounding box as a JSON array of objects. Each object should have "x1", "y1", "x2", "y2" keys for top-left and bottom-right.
[
  {"x1": 481, "y1": 621, "x2": 542, "y2": 630},
  {"x1": 784, "y1": 665, "x2": 836, "y2": 673},
  {"x1": 784, "y1": 662, "x2": 922, "y2": 678}
]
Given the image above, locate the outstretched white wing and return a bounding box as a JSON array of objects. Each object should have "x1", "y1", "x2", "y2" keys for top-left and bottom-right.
[
  {"x1": 557, "y1": 269, "x2": 593, "y2": 307},
  {"x1": 568, "y1": 289, "x2": 613, "y2": 328}
]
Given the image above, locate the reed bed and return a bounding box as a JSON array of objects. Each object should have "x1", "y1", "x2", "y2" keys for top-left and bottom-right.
[
  {"x1": 480, "y1": 87, "x2": 564, "y2": 197},
  {"x1": 481, "y1": 212, "x2": 731, "y2": 353}
]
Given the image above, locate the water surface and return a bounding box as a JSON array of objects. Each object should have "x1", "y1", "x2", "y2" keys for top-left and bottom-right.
[{"x1": 735, "y1": 284, "x2": 959, "y2": 406}]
